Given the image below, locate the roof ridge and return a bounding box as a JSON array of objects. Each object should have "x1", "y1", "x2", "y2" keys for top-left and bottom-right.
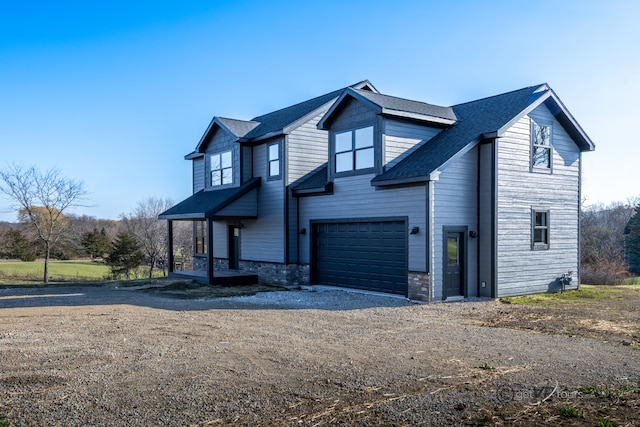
[
  {"x1": 353, "y1": 88, "x2": 448, "y2": 108},
  {"x1": 250, "y1": 81, "x2": 367, "y2": 121},
  {"x1": 452, "y1": 84, "x2": 546, "y2": 107}
]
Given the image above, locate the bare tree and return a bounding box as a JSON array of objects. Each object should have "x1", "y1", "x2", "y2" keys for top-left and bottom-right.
[
  {"x1": 0, "y1": 164, "x2": 88, "y2": 283},
  {"x1": 121, "y1": 197, "x2": 173, "y2": 278}
]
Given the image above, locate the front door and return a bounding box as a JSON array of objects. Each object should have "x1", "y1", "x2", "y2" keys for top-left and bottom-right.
[
  {"x1": 228, "y1": 225, "x2": 240, "y2": 270},
  {"x1": 444, "y1": 231, "x2": 465, "y2": 298}
]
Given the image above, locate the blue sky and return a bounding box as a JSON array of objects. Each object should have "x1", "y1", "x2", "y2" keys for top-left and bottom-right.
[{"x1": 1, "y1": 0, "x2": 638, "y2": 221}]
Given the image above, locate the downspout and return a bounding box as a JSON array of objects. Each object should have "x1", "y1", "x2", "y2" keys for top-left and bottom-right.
[
  {"x1": 425, "y1": 181, "x2": 431, "y2": 302},
  {"x1": 296, "y1": 196, "x2": 301, "y2": 264},
  {"x1": 491, "y1": 138, "x2": 498, "y2": 298},
  {"x1": 428, "y1": 180, "x2": 436, "y2": 302},
  {"x1": 284, "y1": 136, "x2": 290, "y2": 265},
  {"x1": 476, "y1": 144, "x2": 481, "y2": 298},
  {"x1": 577, "y1": 151, "x2": 582, "y2": 289}
]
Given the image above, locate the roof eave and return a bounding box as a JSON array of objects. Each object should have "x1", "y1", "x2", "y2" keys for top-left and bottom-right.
[
  {"x1": 371, "y1": 175, "x2": 429, "y2": 187},
  {"x1": 380, "y1": 109, "x2": 456, "y2": 126},
  {"x1": 291, "y1": 182, "x2": 334, "y2": 197}
]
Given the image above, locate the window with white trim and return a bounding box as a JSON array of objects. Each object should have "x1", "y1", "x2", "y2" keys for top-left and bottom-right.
[
  {"x1": 334, "y1": 126, "x2": 374, "y2": 173},
  {"x1": 211, "y1": 150, "x2": 232, "y2": 186},
  {"x1": 532, "y1": 209, "x2": 549, "y2": 250},
  {"x1": 531, "y1": 119, "x2": 551, "y2": 170},
  {"x1": 268, "y1": 143, "x2": 280, "y2": 177}
]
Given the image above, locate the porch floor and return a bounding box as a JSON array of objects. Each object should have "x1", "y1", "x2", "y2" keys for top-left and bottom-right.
[{"x1": 169, "y1": 270, "x2": 259, "y2": 286}]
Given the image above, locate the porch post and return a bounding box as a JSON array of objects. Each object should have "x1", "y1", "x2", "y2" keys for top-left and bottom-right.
[
  {"x1": 167, "y1": 220, "x2": 174, "y2": 274},
  {"x1": 207, "y1": 218, "x2": 214, "y2": 284}
]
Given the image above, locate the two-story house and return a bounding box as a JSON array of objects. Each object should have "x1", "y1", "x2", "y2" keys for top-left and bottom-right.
[{"x1": 159, "y1": 81, "x2": 594, "y2": 302}]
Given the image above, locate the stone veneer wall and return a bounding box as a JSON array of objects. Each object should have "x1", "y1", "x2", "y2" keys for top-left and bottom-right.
[
  {"x1": 408, "y1": 271, "x2": 430, "y2": 302},
  {"x1": 212, "y1": 258, "x2": 309, "y2": 288}
]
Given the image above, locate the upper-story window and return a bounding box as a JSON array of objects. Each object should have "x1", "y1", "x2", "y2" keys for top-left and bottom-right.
[
  {"x1": 334, "y1": 126, "x2": 374, "y2": 173},
  {"x1": 211, "y1": 150, "x2": 232, "y2": 186},
  {"x1": 531, "y1": 119, "x2": 551, "y2": 170},
  {"x1": 268, "y1": 143, "x2": 280, "y2": 178}
]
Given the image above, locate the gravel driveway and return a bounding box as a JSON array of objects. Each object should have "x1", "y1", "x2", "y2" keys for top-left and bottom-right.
[{"x1": 1, "y1": 285, "x2": 638, "y2": 426}]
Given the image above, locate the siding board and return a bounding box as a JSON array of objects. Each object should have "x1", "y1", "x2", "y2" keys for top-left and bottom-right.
[{"x1": 496, "y1": 105, "x2": 581, "y2": 296}]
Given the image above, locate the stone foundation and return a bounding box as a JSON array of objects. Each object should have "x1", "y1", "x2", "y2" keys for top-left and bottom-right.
[
  {"x1": 208, "y1": 258, "x2": 309, "y2": 288},
  {"x1": 408, "y1": 271, "x2": 430, "y2": 302}
]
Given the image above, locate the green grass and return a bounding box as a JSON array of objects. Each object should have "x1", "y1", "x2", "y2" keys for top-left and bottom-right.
[
  {"x1": 500, "y1": 283, "x2": 640, "y2": 306},
  {"x1": 0, "y1": 260, "x2": 110, "y2": 284}
]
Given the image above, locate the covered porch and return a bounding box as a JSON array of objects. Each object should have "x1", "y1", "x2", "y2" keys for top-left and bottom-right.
[{"x1": 158, "y1": 178, "x2": 261, "y2": 286}]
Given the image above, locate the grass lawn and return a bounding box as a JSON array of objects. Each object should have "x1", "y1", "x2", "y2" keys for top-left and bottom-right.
[
  {"x1": 0, "y1": 260, "x2": 110, "y2": 284},
  {"x1": 500, "y1": 282, "x2": 640, "y2": 306}
]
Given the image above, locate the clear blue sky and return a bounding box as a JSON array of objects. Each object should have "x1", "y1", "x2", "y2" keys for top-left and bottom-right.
[{"x1": 1, "y1": 0, "x2": 638, "y2": 221}]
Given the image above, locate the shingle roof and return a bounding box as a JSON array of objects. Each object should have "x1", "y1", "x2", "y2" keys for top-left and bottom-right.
[
  {"x1": 290, "y1": 163, "x2": 330, "y2": 193},
  {"x1": 216, "y1": 117, "x2": 260, "y2": 138},
  {"x1": 240, "y1": 80, "x2": 374, "y2": 142},
  {"x1": 353, "y1": 89, "x2": 457, "y2": 121},
  {"x1": 158, "y1": 178, "x2": 261, "y2": 220},
  {"x1": 372, "y1": 84, "x2": 548, "y2": 184}
]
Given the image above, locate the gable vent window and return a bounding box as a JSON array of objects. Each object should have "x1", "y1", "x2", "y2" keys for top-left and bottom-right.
[
  {"x1": 531, "y1": 119, "x2": 551, "y2": 170},
  {"x1": 335, "y1": 126, "x2": 374, "y2": 173},
  {"x1": 211, "y1": 150, "x2": 233, "y2": 186},
  {"x1": 268, "y1": 143, "x2": 280, "y2": 177},
  {"x1": 532, "y1": 209, "x2": 550, "y2": 250}
]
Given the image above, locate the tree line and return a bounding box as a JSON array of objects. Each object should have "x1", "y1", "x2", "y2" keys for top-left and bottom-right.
[
  {"x1": 0, "y1": 164, "x2": 192, "y2": 282},
  {"x1": 1, "y1": 164, "x2": 638, "y2": 285}
]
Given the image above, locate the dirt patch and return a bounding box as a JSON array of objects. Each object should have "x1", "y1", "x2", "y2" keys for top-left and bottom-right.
[
  {"x1": 138, "y1": 280, "x2": 286, "y2": 299},
  {"x1": 0, "y1": 284, "x2": 638, "y2": 426}
]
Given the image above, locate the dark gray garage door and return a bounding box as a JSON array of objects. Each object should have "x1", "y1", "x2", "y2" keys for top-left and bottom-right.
[{"x1": 313, "y1": 220, "x2": 407, "y2": 295}]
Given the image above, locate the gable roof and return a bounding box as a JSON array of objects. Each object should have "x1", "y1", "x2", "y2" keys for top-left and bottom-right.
[
  {"x1": 318, "y1": 88, "x2": 457, "y2": 129},
  {"x1": 372, "y1": 84, "x2": 595, "y2": 186},
  {"x1": 190, "y1": 80, "x2": 377, "y2": 156}
]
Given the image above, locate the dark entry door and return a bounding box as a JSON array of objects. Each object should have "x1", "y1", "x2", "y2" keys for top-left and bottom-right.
[
  {"x1": 228, "y1": 225, "x2": 240, "y2": 270},
  {"x1": 445, "y1": 231, "x2": 464, "y2": 298}
]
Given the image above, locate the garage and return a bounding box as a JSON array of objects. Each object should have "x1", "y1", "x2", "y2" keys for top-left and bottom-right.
[{"x1": 312, "y1": 219, "x2": 408, "y2": 295}]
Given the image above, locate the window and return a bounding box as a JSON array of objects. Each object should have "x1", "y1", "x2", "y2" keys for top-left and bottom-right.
[
  {"x1": 195, "y1": 221, "x2": 207, "y2": 254},
  {"x1": 334, "y1": 126, "x2": 374, "y2": 173},
  {"x1": 268, "y1": 143, "x2": 280, "y2": 177},
  {"x1": 211, "y1": 151, "x2": 232, "y2": 186},
  {"x1": 531, "y1": 119, "x2": 551, "y2": 170},
  {"x1": 532, "y1": 209, "x2": 549, "y2": 250}
]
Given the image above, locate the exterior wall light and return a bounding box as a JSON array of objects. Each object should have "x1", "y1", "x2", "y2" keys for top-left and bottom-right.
[{"x1": 410, "y1": 227, "x2": 420, "y2": 235}]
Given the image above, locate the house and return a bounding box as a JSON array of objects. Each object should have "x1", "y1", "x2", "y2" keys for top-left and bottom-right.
[{"x1": 159, "y1": 81, "x2": 595, "y2": 301}]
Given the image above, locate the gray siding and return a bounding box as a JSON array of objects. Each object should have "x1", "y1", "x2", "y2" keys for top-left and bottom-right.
[
  {"x1": 287, "y1": 111, "x2": 332, "y2": 263},
  {"x1": 240, "y1": 139, "x2": 285, "y2": 263},
  {"x1": 478, "y1": 142, "x2": 493, "y2": 297},
  {"x1": 384, "y1": 119, "x2": 442, "y2": 169},
  {"x1": 287, "y1": 111, "x2": 329, "y2": 185},
  {"x1": 431, "y1": 146, "x2": 479, "y2": 300},
  {"x1": 192, "y1": 157, "x2": 205, "y2": 192},
  {"x1": 298, "y1": 174, "x2": 427, "y2": 273},
  {"x1": 214, "y1": 189, "x2": 258, "y2": 218},
  {"x1": 496, "y1": 105, "x2": 581, "y2": 296},
  {"x1": 329, "y1": 97, "x2": 378, "y2": 130}
]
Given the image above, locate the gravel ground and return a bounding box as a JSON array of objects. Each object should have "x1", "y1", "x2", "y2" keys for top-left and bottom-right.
[{"x1": 0, "y1": 284, "x2": 639, "y2": 426}]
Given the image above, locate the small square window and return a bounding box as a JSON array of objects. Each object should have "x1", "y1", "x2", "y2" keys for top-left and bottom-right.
[{"x1": 532, "y1": 209, "x2": 549, "y2": 250}]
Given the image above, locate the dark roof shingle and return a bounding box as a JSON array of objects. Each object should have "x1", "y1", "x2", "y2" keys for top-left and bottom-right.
[{"x1": 372, "y1": 85, "x2": 547, "y2": 183}]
